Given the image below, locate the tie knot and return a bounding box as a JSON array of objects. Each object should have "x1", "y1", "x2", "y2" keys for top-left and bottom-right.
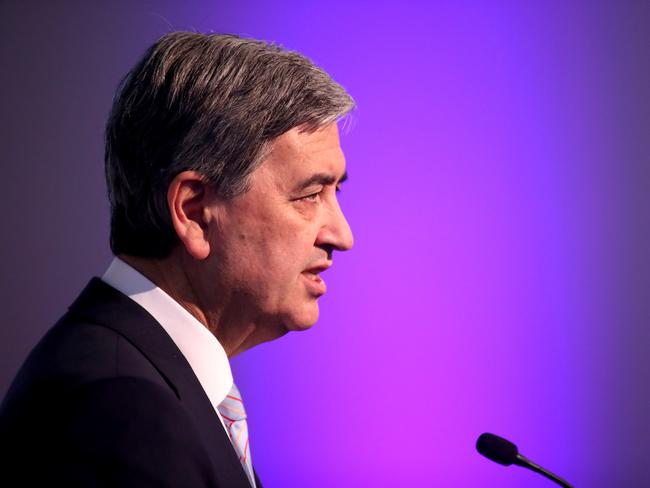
[{"x1": 217, "y1": 383, "x2": 247, "y2": 422}]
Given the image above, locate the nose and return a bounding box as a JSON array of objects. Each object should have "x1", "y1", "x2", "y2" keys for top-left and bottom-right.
[{"x1": 316, "y1": 199, "x2": 354, "y2": 252}]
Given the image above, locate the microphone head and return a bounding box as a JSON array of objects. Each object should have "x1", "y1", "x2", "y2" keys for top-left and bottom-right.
[{"x1": 476, "y1": 433, "x2": 519, "y2": 466}]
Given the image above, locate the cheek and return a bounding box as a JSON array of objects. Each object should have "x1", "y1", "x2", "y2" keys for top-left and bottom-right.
[
  {"x1": 223, "y1": 220, "x2": 301, "y2": 283},
  {"x1": 217, "y1": 201, "x2": 321, "y2": 290}
]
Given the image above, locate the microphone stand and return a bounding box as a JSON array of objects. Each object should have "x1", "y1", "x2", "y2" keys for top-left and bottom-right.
[{"x1": 515, "y1": 453, "x2": 574, "y2": 488}]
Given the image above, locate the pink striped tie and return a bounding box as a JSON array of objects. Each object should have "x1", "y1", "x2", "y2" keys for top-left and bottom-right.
[{"x1": 217, "y1": 384, "x2": 255, "y2": 487}]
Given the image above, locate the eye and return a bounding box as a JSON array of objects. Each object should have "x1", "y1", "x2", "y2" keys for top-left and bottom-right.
[{"x1": 300, "y1": 191, "x2": 321, "y2": 203}]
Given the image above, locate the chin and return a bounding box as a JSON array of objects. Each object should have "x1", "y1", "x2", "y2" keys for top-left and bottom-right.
[{"x1": 282, "y1": 303, "x2": 320, "y2": 332}]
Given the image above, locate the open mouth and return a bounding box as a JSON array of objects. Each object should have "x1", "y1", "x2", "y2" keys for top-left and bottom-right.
[
  {"x1": 302, "y1": 271, "x2": 323, "y2": 283},
  {"x1": 301, "y1": 269, "x2": 328, "y2": 296}
]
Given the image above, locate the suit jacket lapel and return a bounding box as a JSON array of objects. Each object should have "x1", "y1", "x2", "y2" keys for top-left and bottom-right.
[{"x1": 68, "y1": 278, "x2": 252, "y2": 488}]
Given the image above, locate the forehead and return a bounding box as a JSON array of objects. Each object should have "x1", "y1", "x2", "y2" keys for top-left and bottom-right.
[{"x1": 257, "y1": 123, "x2": 346, "y2": 187}]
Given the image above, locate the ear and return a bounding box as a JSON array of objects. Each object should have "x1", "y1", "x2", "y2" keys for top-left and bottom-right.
[{"x1": 167, "y1": 171, "x2": 214, "y2": 260}]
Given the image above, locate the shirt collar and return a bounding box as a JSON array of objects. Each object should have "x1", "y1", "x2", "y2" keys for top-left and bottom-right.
[{"x1": 101, "y1": 257, "x2": 233, "y2": 413}]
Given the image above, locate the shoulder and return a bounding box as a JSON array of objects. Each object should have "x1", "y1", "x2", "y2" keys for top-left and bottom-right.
[
  {"x1": 6, "y1": 312, "x2": 167, "y2": 397},
  {"x1": 0, "y1": 309, "x2": 172, "y2": 439}
]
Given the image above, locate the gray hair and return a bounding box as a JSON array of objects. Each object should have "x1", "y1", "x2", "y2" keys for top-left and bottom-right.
[{"x1": 105, "y1": 32, "x2": 355, "y2": 258}]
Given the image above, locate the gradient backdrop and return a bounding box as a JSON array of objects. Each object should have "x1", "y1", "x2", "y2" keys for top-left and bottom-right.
[{"x1": 2, "y1": 1, "x2": 649, "y2": 486}]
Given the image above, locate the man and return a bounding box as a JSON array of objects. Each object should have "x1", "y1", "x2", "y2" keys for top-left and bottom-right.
[{"x1": 0, "y1": 32, "x2": 354, "y2": 487}]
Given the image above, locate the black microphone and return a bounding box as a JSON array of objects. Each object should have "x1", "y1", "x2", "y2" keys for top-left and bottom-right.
[{"x1": 476, "y1": 433, "x2": 574, "y2": 487}]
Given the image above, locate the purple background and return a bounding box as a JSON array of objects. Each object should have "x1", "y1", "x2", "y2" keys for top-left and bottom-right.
[{"x1": 2, "y1": 1, "x2": 649, "y2": 486}]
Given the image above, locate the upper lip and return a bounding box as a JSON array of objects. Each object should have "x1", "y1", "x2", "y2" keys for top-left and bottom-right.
[{"x1": 303, "y1": 261, "x2": 332, "y2": 275}]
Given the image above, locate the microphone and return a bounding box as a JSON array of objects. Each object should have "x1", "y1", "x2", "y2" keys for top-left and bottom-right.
[{"x1": 476, "y1": 433, "x2": 574, "y2": 487}]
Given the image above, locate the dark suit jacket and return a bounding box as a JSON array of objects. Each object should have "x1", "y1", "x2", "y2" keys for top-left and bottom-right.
[{"x1": 0, "y1": 278, "x2": 260, "y2": 487}]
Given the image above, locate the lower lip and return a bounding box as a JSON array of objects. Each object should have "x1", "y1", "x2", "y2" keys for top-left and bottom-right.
[{"x1": 301, "y1": 272, "x2": 327, "y2": 296}]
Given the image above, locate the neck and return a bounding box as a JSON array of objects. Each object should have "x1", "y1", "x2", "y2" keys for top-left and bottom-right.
[{"x1": 118, "y1": 252, "x2": 277, "y2": 357}]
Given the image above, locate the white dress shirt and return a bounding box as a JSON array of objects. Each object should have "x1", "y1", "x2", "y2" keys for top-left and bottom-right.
[
  {"x1": 101, "y1": 257, "x2": 234, "y2": 431},
  {"x1": 102, "y1": 257, "x2": 257, "y2": 487}
]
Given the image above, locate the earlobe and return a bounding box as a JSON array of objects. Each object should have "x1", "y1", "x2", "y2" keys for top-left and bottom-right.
[{"x1": 167, "y1": 171, "x2": 212, "y2": 260}]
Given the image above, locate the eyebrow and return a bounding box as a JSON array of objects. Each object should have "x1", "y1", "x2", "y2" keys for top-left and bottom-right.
[{"x1": 295, "y1": 171, "x2": 348, "y2": 191}]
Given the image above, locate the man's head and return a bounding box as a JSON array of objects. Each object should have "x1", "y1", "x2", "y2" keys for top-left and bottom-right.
[
  {"x1": 105, "y1": 32, "x2": 355, "y2": 353},
  {"x1": 106, "y1": 32, "x2": 354, "y2": 258}
]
